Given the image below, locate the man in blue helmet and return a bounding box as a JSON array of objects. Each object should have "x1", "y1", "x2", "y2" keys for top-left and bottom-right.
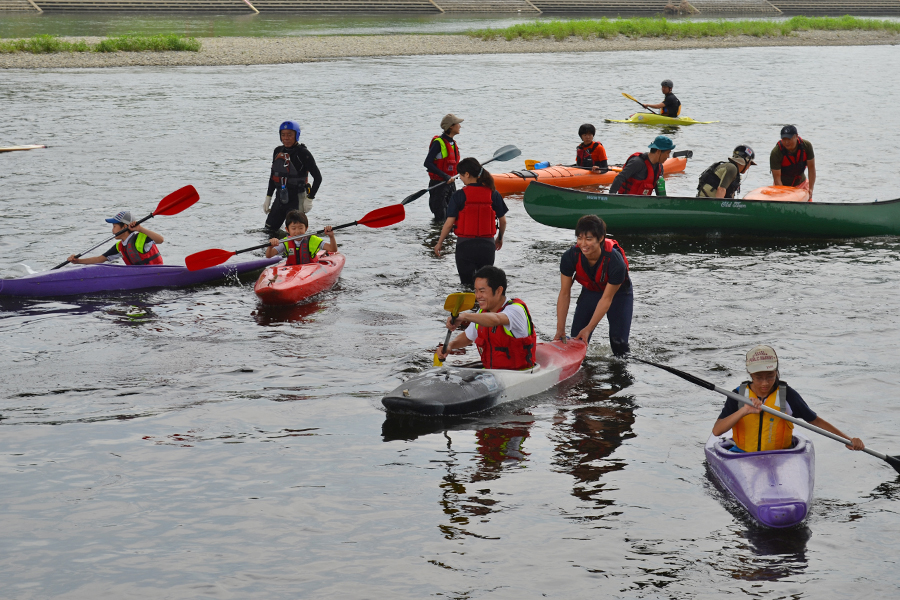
[
  {"x1": 264, "y1": 121, "x2": 323, "y2": 235},
  {"x1": 610, "y1": 136, "x2": 673, "y2": 196}
]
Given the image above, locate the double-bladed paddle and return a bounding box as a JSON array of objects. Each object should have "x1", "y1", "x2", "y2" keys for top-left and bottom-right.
[
  {"x1": 434, "y1": 292, "x2": 477, "y2": 367},
  {"x1": 402, "y1": 144, "x2": 522, "y2": 206},
  {"x1": 634, "y1": 357, "x2": 900, "y2": 474},
  {"x1": 52, "y1": 185, "x2": 200, "y2": 270},
  {"x1": 622, "y1": 92, "x2": 657, "y2": 115},
  {"x1": 184, "y1": 203, "x2": 405, "y2": 272}
]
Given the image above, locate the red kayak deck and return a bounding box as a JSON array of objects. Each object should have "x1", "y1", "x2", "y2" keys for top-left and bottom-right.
[{"x1": 253, "y1": 252, "x2": 345, "y2": 306}]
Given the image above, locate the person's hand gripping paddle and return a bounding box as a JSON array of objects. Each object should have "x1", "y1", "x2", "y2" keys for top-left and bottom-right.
[
  {"x1": 184, "y1": 203, "x2": 405, "y2": 271},
  {"x1": 434, "y1": 292, "x2": 477, "y2": 367},
  {"x1": 402, "y1": 145, "x2": 522, "y2": 206},
  {"x1": 622, "y1": 92, "x2": 657, "y2": 115},
  {"x1": 52, "y1": 185, "x2": 199, "y2": 270}
]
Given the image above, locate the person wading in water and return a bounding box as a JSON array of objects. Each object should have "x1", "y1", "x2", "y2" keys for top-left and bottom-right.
[{"x1": 263, "y1": 120, "x2": 322, "y2": 235}]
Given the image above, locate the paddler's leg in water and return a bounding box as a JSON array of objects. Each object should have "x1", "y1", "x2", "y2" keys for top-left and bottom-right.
[
  {"x1": 570, "y1": 288, "x2": 633, "y2": 356},
  {"x1": 455, "y1": 237, "x2": 495, "y2": 286}
]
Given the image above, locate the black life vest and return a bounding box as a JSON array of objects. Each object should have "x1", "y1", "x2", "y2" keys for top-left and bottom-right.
[
  {"x1": 776, "y1": 137, "x2": 809, "y2": 187},
  {"x1": 271, "y1": 144, "x2": 309, "y2": 190},
  {"x1": 697, "y1": 160, "x2": 741, "y2": 198}
]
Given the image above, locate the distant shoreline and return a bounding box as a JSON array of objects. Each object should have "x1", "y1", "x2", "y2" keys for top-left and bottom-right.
[{"x1": 1, "y1": 30, "x2": 898, "y2": 69}]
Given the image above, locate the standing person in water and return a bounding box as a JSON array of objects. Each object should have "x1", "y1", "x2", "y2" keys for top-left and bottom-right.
[
  {"x1": 263, "y1": 120, "x2": 322, "y2": 235},
  {"x1": 575, "y1": 123, "x2": 609, "y2": 172},
  {"x1": 554, "y1": 215, "x2": 632, "y2": 357},
  {"x1": 643, "y1": 79, "x2": 681, "y2": 117},
  {"x1": 424, "y1": 113, "x2": 462, "y2": 221},
  {"x1": 434, "y1": 157, "x2": 508, "y2": 286},
  {"x1": 771, "y1": 125, "x2": 816, "y2": 200},
  {"x1": 610, "y1": 136, "x2": 673, "y2": 196}
]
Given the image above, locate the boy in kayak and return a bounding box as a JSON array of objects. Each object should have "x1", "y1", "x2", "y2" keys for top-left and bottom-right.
[
  {"x1": 424, "y1": 113, "x2": 462, "y2": 221},
  {"x1": 771, "y1": 125, "x2": 815, "y2": 201},
  {"x1": 575, "y1": 124, "x2": 609, "y2": 172},
  {"x1": 66, "y1": 210, "x2": 164, "y2": 265},
  {"x1": 435, "y1": 266, "x2": 537, "y2": 370},
  {"x1": 554, "y1": 215, "x2": 632, "y2": 356},
  {"x1": 712, "y1": 345, "x2": 864, "y2": 453},
  {"x1": 266, "y1": 210, "x2": 336, "y2": 264},
  {"x1": 610, "y1": 136, "x2": 672, "y2": 196},
  {"x1": 263, "y1": 120, "x2": 323, "y2": 236},
  {"x1": 696, "y1": 145, "x2": 757, "y2": 198},
  {"x1": 642, "y1": 79, "x2": 681, "y2": 117}
]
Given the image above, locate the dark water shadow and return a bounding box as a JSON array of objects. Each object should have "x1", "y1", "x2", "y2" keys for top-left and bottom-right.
[{"x1": 252, "y1": 300, "x2": 325, "y2": 326}]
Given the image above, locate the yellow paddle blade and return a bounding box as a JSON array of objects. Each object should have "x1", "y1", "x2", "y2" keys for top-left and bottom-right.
[
  {"x1": 433, "y1": 352, "x2": 444, "y2": 367},
  {"x1": 622, "y1": 92, "x2": 641, "y2": 104},
  {"x1": 443, "y1": 292, "x2": 476, "y2": 316}
]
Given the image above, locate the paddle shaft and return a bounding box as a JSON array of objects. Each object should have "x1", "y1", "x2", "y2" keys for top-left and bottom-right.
[
  {"x1": 635, "y1": 358, "x2": 898, "y2": 465},
  {"x1": 405, "y1": 147, "x2": 521, "y2": 205},
  {"x1": 51, "y1": 212, "x2": 157, "y2": 270},
  {"x1": 441, "y1": 313, "x2": 461, "y2": 356},
  {"x1": 624, "y1": 93, "x2": 657, "y2": 115}
]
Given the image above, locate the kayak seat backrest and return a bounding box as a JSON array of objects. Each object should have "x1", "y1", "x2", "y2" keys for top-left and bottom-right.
[{"x1": 511, "y1": 170, "x2": 538, "y2": 180}]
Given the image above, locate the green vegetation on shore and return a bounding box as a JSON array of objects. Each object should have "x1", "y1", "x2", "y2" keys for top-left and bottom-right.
[
  {"x1": 0, "y1": 33, "x2": 201, "y2": 54},
  {"x1": 468, "y1": 15, "x2": 900, "y2": 41}
]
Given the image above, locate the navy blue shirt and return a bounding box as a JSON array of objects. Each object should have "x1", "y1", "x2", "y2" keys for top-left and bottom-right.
[
  {"x1": 446, "y1": 185, "x2": 509, "y2": 220},
  {"x1": 560, "y1": 243, "x2": 631, "y2": 294},
  {"x1": 717, "y1": 382, "x2": 818, "y2": 422}
]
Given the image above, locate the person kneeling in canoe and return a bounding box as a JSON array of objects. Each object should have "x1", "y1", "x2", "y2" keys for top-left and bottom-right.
[
  {"x1": 435, "y1": 266, "x2": 537, "y2": 370},
  {"x1": 266, "y1": 210, "x2": 336, "y2": 264},
  {"x1": 771, "y1": 125, "x2": 816, "y2": 201},
  {"x1": 554, "y1": 215, "x2": 632, "y2": 357},
  {"x1": 433, "y1": 157, "x2": 508, "y2": 286},
  {"x1": 66, "y1": 210, "x2": 164, "y2": 266},
  {"x1": 712, "y1": 345, "x2": 864, "y2": 453},
  {"x1": 609, "y1": 136, "x2": 673, "y2": 196},
  {"x1": 696, "y1": 145, "x2": 757, "y2": 199},
  {"x1": 575, "y1": 124, "x2": 609, "y2": 172}
]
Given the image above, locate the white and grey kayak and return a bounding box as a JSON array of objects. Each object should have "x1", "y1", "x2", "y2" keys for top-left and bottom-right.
[{"x1": 382, "y1": 339, "x2": 587, "y2": 416}]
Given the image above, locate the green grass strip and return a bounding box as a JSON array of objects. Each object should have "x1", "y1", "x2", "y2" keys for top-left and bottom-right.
[
  {"x1": 468, "y1": 15, "x2": 900, "y2": 41},
  {"x1": 0, "y1": 33, "x2": 201, "y2": 54}
]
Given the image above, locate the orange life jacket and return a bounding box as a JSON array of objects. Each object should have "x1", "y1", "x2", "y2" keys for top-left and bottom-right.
[
  {"x1": 454, "y1": 185, "x2": 496, "y2": 238},
  {"x1": 732, "y1": 382, "x2": 794, "y2": 452}
]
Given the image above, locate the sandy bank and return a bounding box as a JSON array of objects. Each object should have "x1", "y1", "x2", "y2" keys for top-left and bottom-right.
[{"x1": 1, "y1": 30, "x2": 898, "y2": 69}]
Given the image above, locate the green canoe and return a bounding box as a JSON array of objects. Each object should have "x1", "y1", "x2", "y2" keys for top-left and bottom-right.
[{"x1": 522, "y1": 182, "x2": 900, "y2": 238}]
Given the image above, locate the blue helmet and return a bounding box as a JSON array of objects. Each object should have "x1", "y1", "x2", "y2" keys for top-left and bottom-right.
[{"x1": 279, "y1": 120, "x2": 301, "y2": 139}]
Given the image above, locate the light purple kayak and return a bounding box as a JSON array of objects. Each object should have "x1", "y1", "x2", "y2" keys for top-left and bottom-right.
[
  {"x1": 0, "y1": 257, "x2": 279, "y2": 298},
  {"x1": 705, "y1": 432, "x2": 815, "y2": 528}
]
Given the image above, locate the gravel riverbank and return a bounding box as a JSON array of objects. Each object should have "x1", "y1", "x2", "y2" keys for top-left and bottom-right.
[{"x1": 1, "y1": 30, "x2": 898, "y2": 69}]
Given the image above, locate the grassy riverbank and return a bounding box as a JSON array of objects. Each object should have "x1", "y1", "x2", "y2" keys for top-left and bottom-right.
[
  {"x1": 469, "y1": 15, "x2": 900, "y2": 41},
  {"x1": 0, "y1": 33, "x2": 200, "y2": 54}
]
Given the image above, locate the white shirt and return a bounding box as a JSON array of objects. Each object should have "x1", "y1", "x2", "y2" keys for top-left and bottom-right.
[{"x1": 465, "y1": 302, "x2": 529, "y2": 341}]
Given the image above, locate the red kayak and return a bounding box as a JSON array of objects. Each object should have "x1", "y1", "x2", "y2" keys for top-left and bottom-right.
[{"x1": 253, "y1": 252, "x2": 346, "y2": 306}]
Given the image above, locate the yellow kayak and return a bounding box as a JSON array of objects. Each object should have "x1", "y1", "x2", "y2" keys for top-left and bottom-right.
[{"x1": 604, "y1": 113, "x2": 717, "y2": 125}]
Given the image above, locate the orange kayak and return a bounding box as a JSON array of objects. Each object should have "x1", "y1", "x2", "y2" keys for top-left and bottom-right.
[
  {"x1": 494, "y1": 157, "x2": 688, "y2": 196},
  {"x1": 743, "y1": 186, "x2": 810, "y2": 202}
]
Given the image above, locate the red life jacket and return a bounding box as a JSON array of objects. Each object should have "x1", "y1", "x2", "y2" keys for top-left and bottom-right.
[
  {"x1": 454, "y1": 185, "x2": 497, "y2": 238},
  {"x1": 428, "y1": 135, "x2": 459, "y2": 181},
  {"x1": 573, "y1": 238, "x2": 629, "y2": 293},
  {"x1": 617, "y1": 153, "x2": 663, "y2": 196},
  {"x1": 576, "y1": 142, "x2": 599, "y2": 168},
  {"x1": 474, "y1": 298, "x2": 537, "y2": 370},
  {"x1": 283, "y1": 236, "x2": 320, "y2": 266},
  {"x1": 776, "y1": 137, "x2": 809, "y2": 187},
  {"x1": 116, "y1": 232, "x2": 163, "y2": 266}
]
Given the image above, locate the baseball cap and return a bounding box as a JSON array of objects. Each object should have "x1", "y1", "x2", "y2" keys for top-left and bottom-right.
[
  {"x1": 105, "y1": 210, "x2": 133, "y2": 224},
  {"x1": 441, "y1": 114, "x2": 464, "y2": 130},
  {"x1": 746, "y1": 345, "x2": 779, "y2": 374},
  {"x1": 648, "y1": 135, "x2": 675, "y2": 151},
  {"x1": 780, "y1": 125, "x2": 798, "y2": 138}
]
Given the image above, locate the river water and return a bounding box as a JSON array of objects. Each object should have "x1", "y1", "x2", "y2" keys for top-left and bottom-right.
[{"x1": 2, "y1": 45, "x2": 899, "y2": 598}]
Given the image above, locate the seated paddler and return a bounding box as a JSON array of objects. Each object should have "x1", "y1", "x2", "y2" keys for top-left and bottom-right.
[
  {"x1": 435, "y1": 266, "x2": 537, "y2": 370},
  {"x1": 67, "y1": 210, "x2": 164, "y2": 266},
  {"x1": 266, "y1": 210, "x2": 336, "y2": 264},
  {"x1": 712, "y1": 345, "x2": 864, "y2": 453}
]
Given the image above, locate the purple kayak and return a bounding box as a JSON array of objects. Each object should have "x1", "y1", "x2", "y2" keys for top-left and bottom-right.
[
  {"x1": 0, "y1": 257, "x2": 279, "y2": 298},
  {"x1": 705, "y1": 432, "x2": 815, "y2": 528}
]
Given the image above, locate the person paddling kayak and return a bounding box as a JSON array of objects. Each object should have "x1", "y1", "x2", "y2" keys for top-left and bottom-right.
[
  {"x1": 263, "y1": 121, "x2": 322, "y2": 235},
  {"x1": 66, "y1": 210, "x2": 164, "y2": 266},
  {"x1": 424, "y1": 114, "x2": 463, "y2": 220},
  {"x1": 712, "y1": 345, "x2": 864, "y2": 453},
  {"x1": 433, "y1": 157, "x2": 509, "y2": 286},
  {"x1": 554, "y1": 215, "x2": 632, "y2": 356},
  {"x1": 696, "y1": 145, "x2": 757, "y2": 198},
  {"x1": 435, "y1": 266, "x2": 536, "y2": 370},
  {"x1": 610, "y1": 136, "x2": 673, "y2": 196},
  {"x1": 266, "y1": 210, "x2": 336, "y2": 264},
  {"x1": 771, "y1": 125, "x2": 815, "y2": 201},
  {"x1": 642, "y1": 79, "x2": 681, "y2": 117},
  {"x1": 575, "y1": 123, "x2": 609, "y2": 172}
]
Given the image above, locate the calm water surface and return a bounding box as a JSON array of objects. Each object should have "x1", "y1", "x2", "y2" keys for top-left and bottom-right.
[{"x1": 2, "y1": 46, "x2": 899, "y2": 598}]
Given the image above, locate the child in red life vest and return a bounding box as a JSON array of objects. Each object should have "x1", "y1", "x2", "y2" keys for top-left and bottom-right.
[
  {"x1": 67, "y1": 210, "x2": 164, "y2": 266},
  {"x1": 266, "y1": 210, "x2": 336, "y2": 265}
]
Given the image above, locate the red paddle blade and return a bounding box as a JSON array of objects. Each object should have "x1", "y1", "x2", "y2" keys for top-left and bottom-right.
[
  {"x1": 358, "y1": 204, "x2": 405, "y2": 228},
  {"x1": 184, "y1": 248, "x2": 236, "y2": 272},
  {"x1": 154, "y1": 185, "x2": 200, "y2": 216}
]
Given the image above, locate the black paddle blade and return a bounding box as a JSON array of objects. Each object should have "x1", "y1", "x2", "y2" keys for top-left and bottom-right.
[
  {"x1": 401, "y1": 187, "x2": 430, "y2": 206},
  {"x1": 672, "y1": 150, "x2": 693, "y2": 159},
  {"x1": 885, "y1": 455, "x2": 900, "y2": 474}
]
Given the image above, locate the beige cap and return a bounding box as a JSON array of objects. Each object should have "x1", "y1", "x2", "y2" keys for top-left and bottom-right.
[
  {"x1": 746, "y1": 345, "x2": 778, "y2": 374},
  {"x1": 441, "y1": 114, "x2": 464, "y2": 130}
]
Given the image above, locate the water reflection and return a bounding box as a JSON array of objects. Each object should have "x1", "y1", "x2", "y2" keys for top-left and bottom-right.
[{"x1": 252, "y1": 300, "x2": 325, "y2": 326}]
